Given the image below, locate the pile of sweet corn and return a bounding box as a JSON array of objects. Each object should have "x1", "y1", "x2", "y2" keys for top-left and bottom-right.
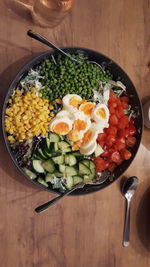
[{"x1": 5, "y1": 88, "x2": 54, "y2": 143}]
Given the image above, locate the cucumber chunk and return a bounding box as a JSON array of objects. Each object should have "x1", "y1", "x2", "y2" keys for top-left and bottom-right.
[
  {"x1": 65, "y1": 154, "x2": 77, "y2": 166},
  {"x1": 79, "y1": 163, "x2": 91, "y2": 175},
  {"x1": 43, "y1": 149, "x2": 52, "y2": 158},
  {"x1": 95, "y1": 144, "x2": 104, "y2": 157},
  {"x1": 52, "y1": 155, "x2": 64, "y2": 165},
  {"x1": 36, "y1": 148, "x2": 48, "y2": 160},
  {"x1": 66, "y1": 166, "x2": 78, "y2": 176},
  {"x1": 73, "y1": 175, "x2": 83, "y2": 185},
  {"x1": 45, "y1": 173, "x2": 54, "y2": 182},
  {"x1": 54, "y1": 142, "x2": 59, "y2": 152},
  {"x1": 49, "y1": 132, "x2": 60, "y2": 142},
  {"x1": 23, "y1": 168, "x2": 37, "y2": 179},
  {"x1": 81, "y1": 159, "x2": 90, "y2": 168},
  {"x1": 42, "y1": 137, "x2": 50, "y2": 151},
  {"x1": 89, "y1": 160, "x2": 96, "y2": 170},
  {"x1": 65, "y1": 176, "x2": 74, "y2": 190},
  {"x1": 59, "y1": 165, "x2": 66, "y2": 173},
  {"x1": 37, "y1": 177, "x2": 48, "y2": 187},
  {"x1": 54, "y1": 172, "x2": 64, "y2": 178},
  {"x1": 42, "y1": 159, "x2": 55, "y2": 173},
  {"x1": 58, "y1": 141, "x2": 70, "y2": 150},
  {"x1": 84, "y1": 175, "x2": 93, "y2": 183},
  {"x1": 32, "y1": 160, "x2": 45, "y2": 173}
]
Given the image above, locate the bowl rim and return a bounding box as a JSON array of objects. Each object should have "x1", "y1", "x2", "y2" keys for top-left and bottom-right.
[{"x1": 2, "y1": 47, "x2": 144, "y2": 196}]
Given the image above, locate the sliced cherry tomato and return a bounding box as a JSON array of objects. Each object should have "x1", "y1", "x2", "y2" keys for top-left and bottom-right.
[
  {"x1": 94, "y1": 157, "x2": 109, "y2": 172},
  {"x1": 109, "y1": 106, "x2": 116, "y2": 114},
  {"x1": 120, "y1": 96, "x2": 129, "y2": 103},
  {"x1": 114, "y1": 137, "x2": 126, "y2": 151},
  {"x1": 109, "y1": 91, "x2": 117, "y2": 101},
  {"x1": 126, "y1": 136, "x2": 136, "y2": 147},
  {"x1": 109, "y1": 114, "x2": 118, "y2": 125},
  {"x1": 129, "y1": 119, "x2": 135, "y2": 126},
  {"x1": 108, "y1": 162, "x2": 117, "y2": 172},
  {"x1": 109, "y1": 101, "x2": 117, "y2": 108},
  {"x1": 98, "y1": 140, "x2": 105, "y2": 148},
  {"x1": 101, "y1": 149, "x2": 109, "y2": 157},
  {"x1": 97, "y1": 133, "x2": 106, "y2": 143},
  {"x1": 115, "y1": 106, "x2": 124, "y2": 119},
  {"x1": 118, "y1": 129, "x2": 129, "y2": 138},
  {"x1": 105, "y1": 126, "x2": 117, "y2": 136},
  {"x1": 110, "y1": 151, "x2": 121, "y2": 163},
  {"x1": 121, "y1": 101, "x2": 129, "y2": 110},
  {"x1": 118, "y1": 115, "x2": 129, "y2": 129},
  {"x1": 128, "y1": 125, "x2": 136, "y2": 136},
  {"x1": 105, "y1": 135, "x2": 116, "y2": 147},
  {"x1": 120, "y1": 149, "x2": 132, "y2": 160}
]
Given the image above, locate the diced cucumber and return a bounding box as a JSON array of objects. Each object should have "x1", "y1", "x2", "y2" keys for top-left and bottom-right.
[
  {"x1": 95, "y1": 144, "x2": 104, "y2": 157},
  {"x1": 43, "y1": 149, "x2": 52, "y2": 158},
  {"x1": 65, "y1": 176, "x2": 74, "y2": 190},
  {"x1": 62, "y1": 147, "x2": 72, "y2": 153},
  {"x1": 37, "y1": 177, "x2": 48, "y2": 187},
  {"x1": 72, "y1": 151, "x2": 82, "y2": 157},
  {"x1": 36, "y1": 148, "x2": 48, "y2": 160},
  {"x1": 59, "y1": 165, "x2": 66, "y2": 173},
  {"x1": 66, "y1": 166, "x2": 78, "y2": 176},
  {"x1": 82, "y1": 159, "x2": 90, "y2": 168},
  {"x1": 42, "y1": 137, "x2": 50, "y2": 151},
  {"x1": 89, "y1": 160, "x2": 96, "y2": 170},
  {"x1": 84, "y1": 175, "x2": 93, "y2": 183},
  {"x1": 79, "y1": 163, "x2": 91, "y2": 175},
  {"x1": 73, "y1": 175, "x2": 83, "y2": 185},
  {"x1": 58, "y1": 141, "x2": 70, "y2": 150},
  {"x1": 23, "y1": 168, "x2": 37, "y2": 179},
  {"x1": 54, "y1": 172, "x2": 64, "y2": 178},
  {"x1": 54, "y1": 142, "x2": 59, "y2": 152},
  {"x1": 49, "y1": 132, "x2": 60, "y2": 143},
  {"x1": 45, "y1": 173, "x2": 54, "y2": 182},
  {"x1": 65, "y1": 154, "x2": 77, "y2": 166},
  {"x1": 52, "y1": 155, "x2": 64, "y2": 165},
  {"x1": 32, "y1": 160, "x2": 45, "y2": 173},
  {"x1": 42, "y1": 159, "x2": 55, "y2": 173}
]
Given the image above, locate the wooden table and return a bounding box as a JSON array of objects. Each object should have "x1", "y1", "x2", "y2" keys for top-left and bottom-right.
[{"x1": 0, "y1": 0, "x2": 150, "y2": 266}]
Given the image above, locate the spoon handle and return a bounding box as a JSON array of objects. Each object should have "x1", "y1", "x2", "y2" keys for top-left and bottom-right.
[
  {"x1": 123, "y1": 199, "x2": 131, "y2": 247},
  {"x1": 35, "y1": 187, "x2": 76, "y2": 213},
  {"x1": 27, "y1": 30, "x2": 80, "y2": 63}
]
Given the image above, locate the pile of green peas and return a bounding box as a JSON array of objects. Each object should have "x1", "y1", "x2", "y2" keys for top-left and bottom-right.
[{"x1": 39, "y1": 54, "x2": 112, "y2": 101}]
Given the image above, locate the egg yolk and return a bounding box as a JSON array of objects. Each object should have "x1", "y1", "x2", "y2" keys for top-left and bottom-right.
[
  {"x1": 68, "y1": 129, "x2": 81, "y2": 142},
  {"x1": 69, "y1": 97, "x2": 81, "y2": 108},
  {"x1": 96, "y1": 108, "x2": 106, "y2": 119},
  {"x1": 82, "y1": 130, "x2": 92, "y2": 145},
  {"x1": 73, "y1": 120, "x2": 87, "y2": 131},
  {"x1": 80, "y1": 102, "x2": 95, "y2": 116},
  {"x1": 53, "y1": 122, "x2": 69, "y2": 134}
]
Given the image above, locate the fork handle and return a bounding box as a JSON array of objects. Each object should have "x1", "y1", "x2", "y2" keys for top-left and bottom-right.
[{"x1": 35, "y1": 187, "x2": 76, "y2": 213}]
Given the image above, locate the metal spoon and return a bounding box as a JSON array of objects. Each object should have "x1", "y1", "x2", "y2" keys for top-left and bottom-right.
[
  {"x1": 27, "y1": 30, "x2": 104, "y2": 72},
  {"x1": 121, "y1": 176, "x2": 138, "y2": 247}
]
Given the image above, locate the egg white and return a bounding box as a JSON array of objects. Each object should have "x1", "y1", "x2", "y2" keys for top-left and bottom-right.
[
  {"x1": 80, "y1": 141, "x2": 97, "y2": 155},
  {"x1": 92, "y1": 103, "x2": 109, "y2": 126},
  {"x1": 62, "y1": 94, "x2": 82, "y2": 112},
  {"x1": 49, "y1": 117, "x2": 73, "y2": 135}
]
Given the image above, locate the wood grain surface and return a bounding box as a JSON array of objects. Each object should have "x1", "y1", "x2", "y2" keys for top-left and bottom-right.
[{"x1": 0, "y1": 0, "x2": 150, "y2": 266}]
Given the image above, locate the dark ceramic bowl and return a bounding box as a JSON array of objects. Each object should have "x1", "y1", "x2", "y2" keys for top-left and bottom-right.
[{"x1": 2, "y1": 48, "x2": 143, "y2": 195}]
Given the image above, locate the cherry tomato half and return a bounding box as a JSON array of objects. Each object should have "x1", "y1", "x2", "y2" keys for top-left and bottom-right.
[
  {"x1": 118, "y1": 115, "x2": 129, "y2": 129},
  {"x1": 105, "y1": 135, "x2": 116, "y2": 147},
  {"x1": 105, "y1": 126, "x2": 117, "y2": 136},
  {"x1": 126, "y1": 136, "x2": 136, "y2": 147},
  {"x1": 109, "y1": 114, "x2": 118, "y2": 125},
  {"x1": 120, "y1": 149, "x2": 132, "y2": 160},
  {"x1": 110, "y1": 151, "x2": 122, "y2": 164},
  {"x1": 114, "y1": 137, "x2": 126, "y2": 151}
]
